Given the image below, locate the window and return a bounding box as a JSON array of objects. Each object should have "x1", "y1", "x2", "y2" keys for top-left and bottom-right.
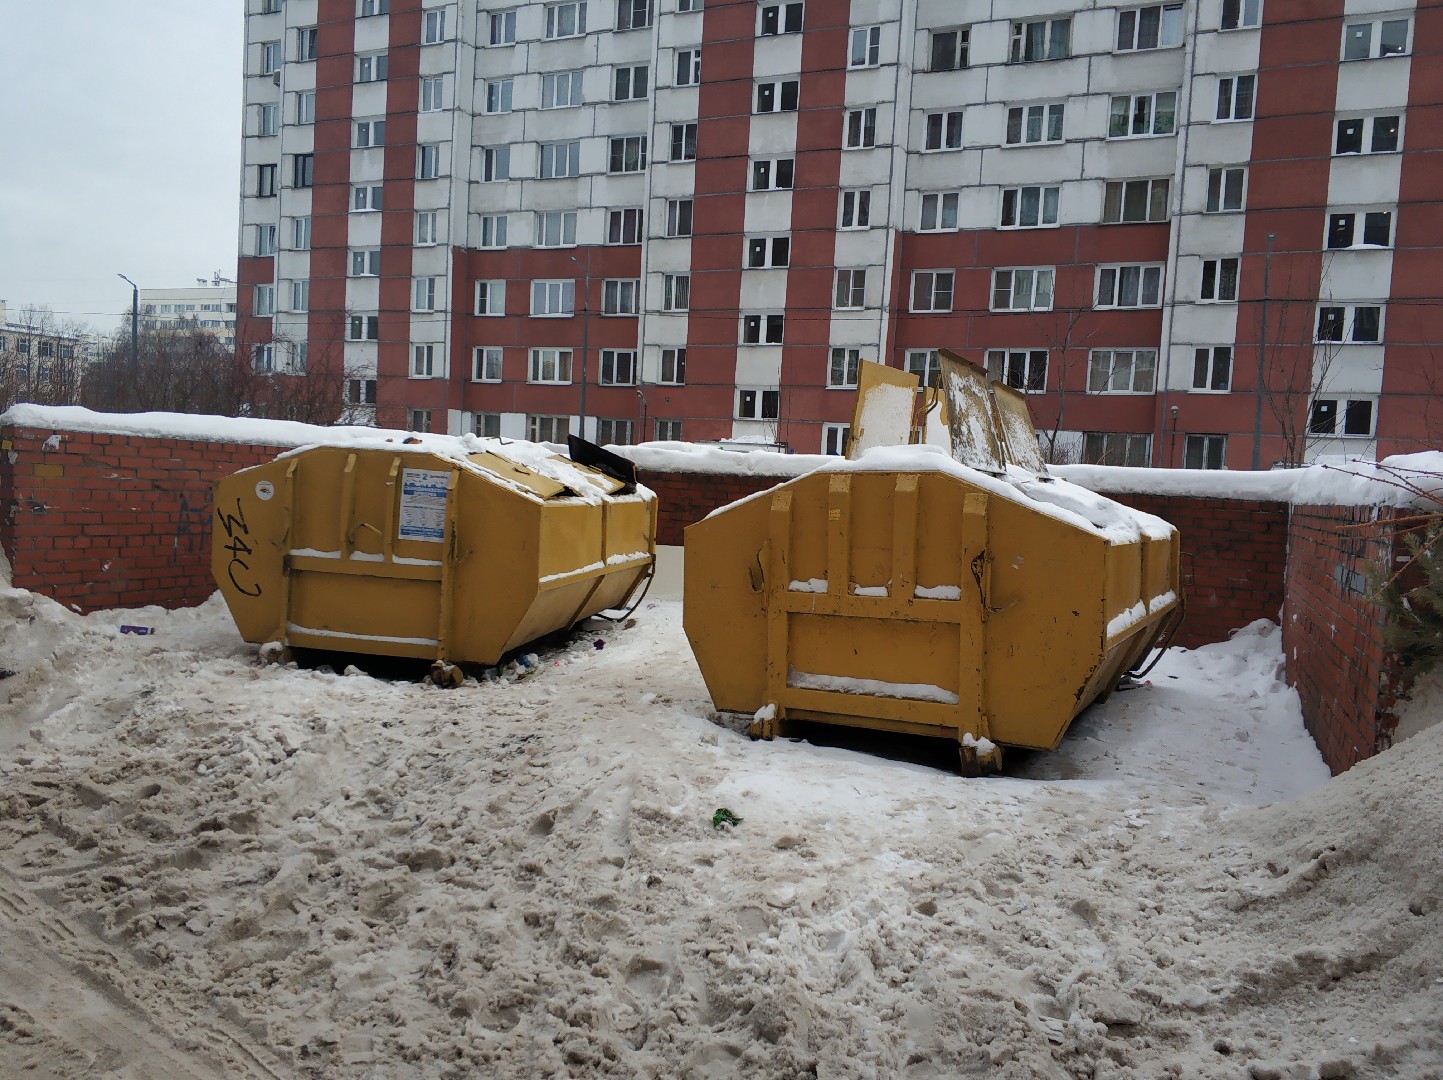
[
  {"x1": 289, "y1": 279, "x2": 310, "y2": 312},
  {"x1": 677, "y1": 0, "x2": 702, "y2": 12},
  {"x1": 741, "y1": 314, "x2": 785, "y2": 344},
  {"x1": 1083, "y1": 433, "x2": 1151, "y2": 466},
  {"x1": 541, "y1": 71, "x2": 582, "y2": 109},
  {"x1": 407, "y1": 409, "x2": 434, "y2": 433},
  {"x1": 475, "y1": 280, "x2": 506, "y2": 316},
  {"x1": 906, "y1": 349, "x2": 940, "y2": 387},
  {"x1": 751, "y1": 158, "x2": 795, "y2": 191},
  {"x1": 482, "y1": 146, "x2": 511, "y2": 182},
  {"x1": 359, "y1": 0, "x2": 389, "y2": 14},
  {"x1": 1116, "y1": 5, "x2": 1182, "y2": 50},
  {"x1": 659, "y1": 348, "x2": 686, "y2": 384},
  {"x1": 1200, "y1": 258, "x2": 1239, "y2": 302},
  {"x1": 1343, "y1": 17, "x2": 1410, "y2": 60},
  {"x1": 413, "y1": 277, "x2": 438, "y2": 312},
  {"x1": 845, "y1": 108, "x2": 877, "y2": 148},
  {"x1": 756, "y1": 80, "x2": 800, "y2": 113},
  {"x1": 746, "y1": 236, "x2": 790, "y2": 268},
  {"x1": 261, "y1": 0, "x2": 281, "y2": 12},
  {"x1": 1109, "y1": 91, "x2": 1176, "y2": 137},
  {"x1": 416, "y1": 210, "x2": 439, "y2": 246},
  {"x1": 474, "y1": 347, "x2": 503, "y2": 381},
  {"x1": 1103, "y1": 178, "x2": 1169, "y2": 223},
  {"x1": 536, "y1": 210, "x2": 578, "y2": 247},
  {"x1": 850, "y1": 26, "x2": 880, "y2": 67},
  {"x1": 354, "y1": 118, "x2": 386, "y2": 147},
  {"x1": 473, "y1": 413, "x2": 502, "y2": 438},
  {"x1": 261, "y1": 41, "x2": 281, "y2": 75},
  {"x1": 423, "y1": 8, "x2": 446, "y2": 42},
  {"x1": 1316, "y1": 304, "x2": 1383, "y2": 344},
  {"x1": 485, "y1": 78, "x2": 514, "y2": 113},
  {"x1": 531, "y1": 280, "x2": 576, "y2": 317},
  {"x1": 1216, "y1": 74, "x2": 1256, "y2": 121},
  {"x1": 347, "y1": 378, "x2": 378, "y2": 405},
  {"x1": 603, "y1": 279, "x2": 639, "y2": 315},
  {"x1": 1010, "y1": 18, "x2": 1070, "y2": 62},
  {"x1": 834, "y1": 269, "x2": 866, "y2": 310},
  {"x1": 929, "y1": 27, "x2": 969, "y2": 71},
  {"x1": 671, "y1": 122, "x2": 697, "y2": 162},
  {"x1": 357, "y1": 53, "x2": 388, "y2": 82},
  {"x1": 1310, "y1": 398, "x2": 1375, "y2": 437},
  {"x1": 539, "y1": 140, "x2": 581, "y2": 179},
  {"x1": 666, "y1": 198, "x2": 693, "y2": 237},
  {"x1": 490, "y1": 10, "x2": 517, "y2": 44},
  {"x1": 1326, "y1": 210, "x2": 1393, "y2": 249},
  {"x1": 608, "y1": 208, "x2": 643, "y2": 244},
  {"x1": 920, "y1": 192, "x2": 960, "y2": 232},
  {"x1": 421, "y1": 76, "x2": 445, "y2": 111},
  {"x1": 1335, "y1": 115, "x2": 1400, "y2": 155},
  {"x1": 295, "y1": 90, "x2": 316, "y2": 124},
  {"x1": 418, "y1": 143, "x2": 442, "y2": 179},
  {"x1": 1001, "y1": 186, "x2": 1059, "y2": 228},
  {"x1": 348, "y1": 315, "x2": 380, "y2": 341},
  {"x1": 546, "y1": 1, "x2": 587, "y2": 38},
  {"x1": 1096, "y1": 264, "x2": 1163, "y2": 308},
  {"x1": 292, "y1": 216, "x2": 311, "y2": 250},
  {"x1": 840, "y1": 189, "x2": 871, "y2": 229},
  {"x1": 351, "y1": 249, "x2": 381, "y2": 276},
  {"x1": 991, "y1": 268, "x2": 1053, "y2": 311},
  {"x1": 736, "y1": 388, "x2": 781, "y2": 419},
  {"x1": 828, "y1": 348, "x2": 862, "y2": 388},
  {"x1": 256, "y1": 223, "x2": 277, "y2": 256},
  {"x1": 923, "y1": 111, "x2": 963, "y2": 151},
  {"x1": 912, "y1": 270, "x2": 956, "y2": 313},
  {"x1": 477, "y1": 214, "x2": 509, "y2": 249},
  {"x1": 253, "y1": 344, "x2": 276, "y2": 374},
  {"x1": 1221, "y1": 0, "x2": 1261, "y2": 30},
  {"x1": 412, "y1": 344, "x2": 436, "y2": 378},
  {"x1": 655, "y1": 417, "x2": 683, "y2": 440},
  {"x1": 596, "y1": 418, "x2": 634, "y2": 445},
  {"x1": 759, "y1": 2, "x2": 803, "y2": 35},
  {"x1": 1006, "y1": 103, "x2": 1065, "y2": 145},
  {"x1": 823, "y1": 424, "x2": 851, "y2": 456},
  {"x1": 986, "y1": 349, "x2": 1048, "y2": 393},
  {"x1": 286, "y1": 343, "x2": 307, "y2": 373},
  {"x1": 662, "y1": 274, "x2": 690, "y2": 311},
  {"x1": 599, "y1": 350, "x2": 637, "y2": 385},
  {"x1": 529, "y1": 348, "x2": 573, "y2": 382},
  {"x1": 675, "y1": 49, "x2": 701, "y2": 86},
  {"x1": 259, "y1": 103, "x2": 279, "y2": 136},
  {"x1": 254, "y1": 285, "x2": 276, "y2": 317},
  {"x1": 291, "y1": 154, "x2": 313, "y2": 188},
  {"x1": 616, "y1": 0, "x2": 652, "y2": 29},
  {"x1": 614, "y1": 64, "x2": 649, "y2": 100},
  {"x1": 609, "y1": 136, "x2": 647, "y2": 173},
  {"x1": 528, "y1": 415, "x2": 571, "y2": 443},
  {"x1": 1088, "y1": 349, "x2": 1156, "y2": 393},
  {"x1": 1184, "y1": 434, "x2": 1227, "y2": 470},
  {"x1": 1184, "y1": 346, "x2": 1232, "y2": 392},
  {"x1": 1206, "y1": 166, "x2": 1246, "y2": 212}
]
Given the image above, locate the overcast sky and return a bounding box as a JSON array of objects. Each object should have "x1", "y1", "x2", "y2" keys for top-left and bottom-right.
[{"x1": 0, "y1": 5, "x2": 243, "y2": 335}]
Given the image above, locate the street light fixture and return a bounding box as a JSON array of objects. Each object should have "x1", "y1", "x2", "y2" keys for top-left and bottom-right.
[
  {"x1": 1250, "y1": 232, "x2": 1276, "y2": 470},
  {"x1": 116, "y1": 273, "x2": 139, "y2": 377},
  {"x1": 568, "y1": 254, "x2": 590, "y2": 439}
]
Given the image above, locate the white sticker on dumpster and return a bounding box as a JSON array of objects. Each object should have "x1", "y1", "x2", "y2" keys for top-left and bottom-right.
[{"x1": 399, "y1": 469, "x2": 450, "y2": 542}]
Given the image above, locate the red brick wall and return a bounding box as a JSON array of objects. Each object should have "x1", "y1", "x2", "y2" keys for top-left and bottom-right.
[
  {"x1": 637, "y1": 468, "x2": 796, "y2": 547},
  {"x1": 0, "y1": 426, "x2": 280, "y2": 613},
  {"x1": 1282, "y1": 505, "x2": 1404, "y2": 774}
]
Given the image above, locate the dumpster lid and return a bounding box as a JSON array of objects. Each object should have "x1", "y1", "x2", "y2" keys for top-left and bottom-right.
[{"x1": 465, "y1": 452, "x2": 575, "y2": 498}]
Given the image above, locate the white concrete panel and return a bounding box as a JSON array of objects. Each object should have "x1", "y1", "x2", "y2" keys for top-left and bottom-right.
[
  {"x1": 909, "y1": 71, "x2": 988, "y2": 110},
  {"x1": 1315, "y1": 345, "x2": 1385, "y2": 393},
  {"x1": 1318, "y1": 252, "x2": 1394, "y2": 301},
  {"x1": 346, "y1": 278, "x2": 380, "y2": 310},
  {"x1": 988, "y1": 57, "x2": 1092, "y2": 102},
  {"x1": 733, "y1": 348, "x2": 784, "y2": 386},
  {"x1": 1336, "y1": 60, "x2": 1413, "y2": 111},
  {"x1": 353, "y1": 17, "x2": 390, "y2": 53},
  {"x1": 1184, "y1": 121, "x2": 1255, "y2": 166},
  {"x1": 1088, "y1": 50, "x2": 1186, "y2": 95},
  {"x1": 1168, "y1": 305, "x2": 1240, "y2": 351},
  {"x1": 744, "y1": 192, "x2": 795, "y2": 232},
  {"x1": 1327, "y1": 154, "x2": 1404, "y2": 203},
  {"x1": 833, "y1": 230, "x2": 890, "y2": 267},
  {"x1": 350, "y1": 146, "x2": 386, "y2": 181},
  {"x1": 348, "y1": 213, "x2": 384, "y2": 248},
  {"x1": 903, "y1": 149, "x2": 983, "y2": 188},
  {"x1": 749, "y1": 115, "x2": 801, "y2": 156},
  {"x1": 351, "y1": 81, "x2": 388, "y2": 118},
  {"x1": 752, "y1": 34, "x2": 804, "y2": 78},
  {"x1": 1174, "y1": 212, "x2": 1247, "y2": 255},
  {"x1": 652, "y1": 93, "x2": 698, "y2": 123},
  {"x1": 739, "y1": 270, "x2": 787, "y2": 310},
  {"x1": 979, "y1": 144, "x2": 1085, "y2": 186}
]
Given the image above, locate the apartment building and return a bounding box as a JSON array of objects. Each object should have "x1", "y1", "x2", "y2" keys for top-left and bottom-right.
[
  {"x1": 236, "y1": 0, "x2": 1443, "y2": 465},
  {"x1": 139, "y1": 278, "x2": 239, "y2": 351}
]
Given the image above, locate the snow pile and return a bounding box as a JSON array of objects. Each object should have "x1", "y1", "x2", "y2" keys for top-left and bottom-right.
[{"x1": 1, "y1": 562, "x2": 1440, "y2": 1077}]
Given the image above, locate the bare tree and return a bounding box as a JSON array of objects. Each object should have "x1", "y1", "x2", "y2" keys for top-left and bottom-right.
[
  {"x1": 83, "y1": 319, "x2": 246, "y2": 415},
  {"x1": 0, "y1": 305, "x2": 92, "y2": 410}
]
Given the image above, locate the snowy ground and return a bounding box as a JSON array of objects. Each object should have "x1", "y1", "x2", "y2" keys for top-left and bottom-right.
[{"x1": 2, "y1": 559, "x2": 1441, "y2": 1079}]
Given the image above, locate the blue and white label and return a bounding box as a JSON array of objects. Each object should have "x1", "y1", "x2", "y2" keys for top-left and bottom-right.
[{"x1": 399, "y1": 468, "x2": 450, "y2": 542}]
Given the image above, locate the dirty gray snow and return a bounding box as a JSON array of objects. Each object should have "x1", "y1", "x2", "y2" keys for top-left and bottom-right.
[{"x1": 1, "y1": 559, "x2": 1441, "y2": 1079}]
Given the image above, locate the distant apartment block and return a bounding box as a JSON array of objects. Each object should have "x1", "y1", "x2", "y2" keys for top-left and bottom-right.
[
  {"x1": 139, "y1": 277, "x2": 238, "y2": 351},
  {"x1": 236, "y1": 0, "x2": 1443, "y2": 466}
]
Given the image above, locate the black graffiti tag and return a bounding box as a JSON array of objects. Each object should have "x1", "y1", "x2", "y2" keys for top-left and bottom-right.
[{"x1": 217, "y1": 498, "x2": 262, "y2": 598}]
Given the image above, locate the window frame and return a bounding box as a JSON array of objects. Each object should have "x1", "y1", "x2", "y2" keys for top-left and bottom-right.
[
  {"x1": 911, "y1": 270, "x2": 957, "y2": 313},
  {"x1": 661, "y1": 273, "x2": 690, "y2": 312},
  {"x1": 1191, "y1": 345, "x2": 1234, "y2": 391},
  {"x1": 608, "y1": 135, "x2": 648, "y2": 174},
  {"x1": 735, "y1": 387, "x2": 781, "y2": 420},
  {"x1": 1334, "y1": 114, "x2": 1401, "y2": 156},
  {"x1": 1325, "y1": 209, "x2": 1394, "y2": 250},
  {"x1": 607, "y1": 207, "x2": 644, "y2": 245},
  {"x1": 986, "y1": 348, "x2": 1049, "y2": 394},
  {"x1": 535, "y1": 209, "x2": 579, "y2": 248},
  {"x1": 480, "y1": 213, "x2": 509, "y2": 249},
  {"x1": 1087, "y1": 348, "x2": 1157, "y2": 394},
  {"x1": 545, "y1": 0, "x2": 588, "y2": 39},
  {"x1": 1205, "y1": 166, "x2": 1247, "y2": 212},
  {"x1": 601, "y1": 279, "x2": 640, "y2": 316},
  {"x1": 840, "y1": 188, "x2": 872, "y2": 230},
  {"x1": 598, "y1": 349, "x2": 638, "y2": 386},
  {"x1": 411, "y1": 343, "x2": 436, "y2": 378},
  {"x1": 613, "y1": 63, "x2": 650, "y2": 101},
  {"x1": 1199, "y1": 257, "x2": 1240, "y2": 302},
  {"x1": 1103, "y1": 177, "x2": 1170, "y2": 223},
  {"x1": 1009, "y1": 17, "x2": 1071, "y2": 63},
  {"x1": 1095, "y1": 263, "x2": 1165, "y2": 309},
  {"x1": 919, "y1": 191, "x2": 960, "y2": 232},
  {"x1": 1342, "y1": 16, "x2": 1411, "y2": 61},
  {"x1": 1215, "y1": 74, "x2": 1256, "y2": 122},
  {"x1": 745, "y1": 235, "x2": 790, "y2": 269},
  {"x1": 658, "y1": 347, "x2": 686, "y2": 385},
  {"x1": 990, "y1": 267, "x2": 1055, "y2": 312},
  {"x1": 1183, "y1": 433, "x2": 1227, "y2": 470},
  {"x1": 474, "y1": 279, "x2": 507, "y2": 316},
  {"x1": 741, "y1": 314, "x2": 785, "y2": 345},
  {"x1": 928, "y1": 27, "x2": 969, "y2": 71},
  {"x1": 530, "y1": 279, "x2": 577, "y2": 318},
  {"x1": 528, "y1": 347, "x2": 575, "y2": 383},
  {"x1": 1006, "y1": 102, "x2": 1065, "y2": 145},
  {"x1": 1315, "y1": 304, "x2": 1383, "y2": 344},
  {"x1": 758, "y1": 2, "x2": 803, "y2": 36},
  {"x1": 1000, "y1": 185, "x2": 1060, "y2": 229},
  {"x1": 538, "y1": 140, "x2": 581, "y2": 179},
  {"x1": 834, "y1": 269, "x2": 866, "y2": 310},
  {"x1": 750, "y1": 158, "x2": 795, "y2": 191},
  {"x1": 849, "y1": 25, "x2": 881, "y2": 68},
  {"x1": 827, "y1": 347, "x2": 863, "y2": 389},
  {"x1": 473, "y1": 346, "x2": 504, "y2": 382}
]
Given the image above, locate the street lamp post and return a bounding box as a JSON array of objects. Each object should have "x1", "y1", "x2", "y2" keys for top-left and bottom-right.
[
  {"x1": 568, "y1": 255, "x2": 590, "y2": 439},
  {"x1": 117, "y1": 273, "x2": 139, "y2": 379},
  {"x1": 1250, "y1": 233, "x2": 1276, "y2": 471}
]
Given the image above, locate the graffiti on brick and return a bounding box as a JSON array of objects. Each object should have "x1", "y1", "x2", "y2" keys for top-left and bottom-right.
[
  {"x1": 216, "y1": 498, "x2": 262, "y2": 597},
  {"x1": 177, "y1": 491, "x2": 214, "y2": 555}
]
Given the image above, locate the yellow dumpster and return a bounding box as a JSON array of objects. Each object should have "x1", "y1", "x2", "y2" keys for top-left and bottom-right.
[
  {"x1": 212, "y1": 436, "x2": 656, "y2": 669},
  {"x1": 684, "y1": 356, "x2": 1179, "y2": 767}
]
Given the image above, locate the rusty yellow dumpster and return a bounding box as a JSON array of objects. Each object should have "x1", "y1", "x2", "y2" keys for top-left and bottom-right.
[
  {"x1": 684, "y1": 358, "x2": 1179, "y2": 766},
  {"x1": 212, "y1": 436, "x2": 656, "y2": 668}
]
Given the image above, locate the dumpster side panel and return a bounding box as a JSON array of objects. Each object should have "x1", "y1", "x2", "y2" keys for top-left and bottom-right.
[
  {"x1": 212, "y1": 459, "x2": 291, "y2": 644},
  {"x1": 450, "y1": 476, "x2": 542, "y2": 663},
  {"x1": 683, "y1": 498, "x2": 771, "y2": 713}
]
